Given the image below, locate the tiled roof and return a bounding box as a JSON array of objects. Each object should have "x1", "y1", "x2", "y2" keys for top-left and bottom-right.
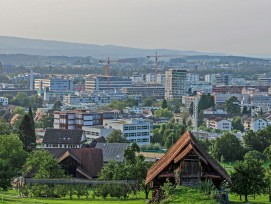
[{"x1": 95, "y1": 143, "x2": 129, "y2": 162}]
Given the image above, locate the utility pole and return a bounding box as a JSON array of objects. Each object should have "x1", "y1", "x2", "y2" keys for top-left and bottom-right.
[{"x1": 193, "y1": 96, "x2": 199, "y2": 131}]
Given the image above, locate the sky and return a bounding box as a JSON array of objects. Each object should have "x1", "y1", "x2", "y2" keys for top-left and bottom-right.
[{"x1": 0, "y1": 0, "x2": 271, "y2": 56}]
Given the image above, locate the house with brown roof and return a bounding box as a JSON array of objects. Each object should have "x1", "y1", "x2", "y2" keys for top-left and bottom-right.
[
  {"x1": 42, "y1": 129, "x2": 86, "y2": 148},
  {"x1": 46, "y1": 148, "x2": 103, "y2": 179},
  {"x1": 145, "y1": 131, "x2": 232, "y2": 189}
]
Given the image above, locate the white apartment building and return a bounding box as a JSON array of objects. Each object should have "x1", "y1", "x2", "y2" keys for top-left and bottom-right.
[
  {"x1": 165, "y1": 69, "x2": 187, "y2": 101},
  {"x1": 103, "y1": 118, "x2": 152, "y2": 146},
  {"x1": 145, "y1": 73, "x2": 156, "y2": 84},
  {"x1": 0, "y1": 97, "x2": 8, "y2": 106},
  {"x1": 187, "y1": 73, "x2": 199, "y2": 84},
  {"x1": 244, "y1": 118, "x2": 268, "y2": 132},
  {"x1": 130, "y1": 74, "x2": 144, "y2": 84},
  {"x1": 251, "y1": 95, "x2": 271, "y2": 113},
  {"x1": 85, "y1": 76, "x2": 132, "y2": 92},
  {"x1": 206, "y1": 117, "x2": 232, "y2": 131},
  {"x1": 156, "y1": 74, "x2": 165, "y2": 86},
  {"x1": 82, "y1": 125, "x2": 113, "y2": 140},
  {"x1": 34, "y1": 78, "x2": 74, "y2": 92}
]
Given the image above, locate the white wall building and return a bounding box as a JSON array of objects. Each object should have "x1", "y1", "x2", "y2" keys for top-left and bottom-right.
[
  {"x1": 145, "y1": 73, "x2": 156, "y2": 84},
  {"x1": 206, "y1": 117, "x2": 232, "y2": 131},
  {"x1": 82, "y1": 125, "x2": 113, "y2": 140},
  {"x1": 103, "y1": 118, "x2": 152, "y2": 146},
  {"x1": 0, "y1": 97, "x2": 8, "y2": 106},
  {"x1": 34, "y1": 78, "x2": 74, "y2": 92},
  {"x1": 187, "y1": 73, "x2": 199, "y2": 84}
]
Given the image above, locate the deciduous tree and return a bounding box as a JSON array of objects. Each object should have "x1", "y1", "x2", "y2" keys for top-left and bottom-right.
[{"x1": 106, "y1": 129, "x2": 128, "y2": 143}]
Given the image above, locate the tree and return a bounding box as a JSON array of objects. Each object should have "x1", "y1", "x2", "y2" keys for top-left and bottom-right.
[
  {"x1": 198, "y1": 94, "x2": 214, "y2": 112},
  {"x1": 232, "y1": 116, "x2": 244, "y2": 131},
  {"x1": 174, "y1": 101, "x2": 180, "y2": 113},
  {"x1": 161, "y1": 99, "x2": 168, "y2": 109},
  {"x1": 99, "y1": 145, "x2": 152, "y2": 199},
  {"x1": 35, "y1": 114, "x2": 53, "y2": 129},
  {"x1": 231, "y1": 151, "x2": 266, "y2": 202},
  {"x1": 210, "y1": 132, "x2": 244, "y2": 162},
  {"x1": 30, "y1": 95, "x2": 43, "y2": 110},
  {"x1": 242, "y1": 106, "x2": 249, "y2": 114},
  {"x1": 225, "y1": 96, "x2": 241, "y2": 114},
  {"x1": 154, "y1": 108, "x2": 173, "y2": 118},
  {"x1": 0, "y1": 134, "x2": 27, "y2": 191},
  {"x1": 13, "y1": 106, "x2": 25, "y2": 115},
  {"x1": 52, "y1": 101, "x2": 62, "y2": 112},
  {"x1": 106, "y1": 130, "x2": 128, "y2": 143},
  {"x1": 124, "y1": 143, "x2": 140, "y2": 164},
  {"x1": 143, "y1": 97, "x2": 156, "y2": 107},
  {"x1": 0, "y1": 118, "x2": 12, "y2": 135},
  {"x1": 23, "y1": 149, "x2": 65, "y2": 179},
  {"x1": 18, "y1": 111, "x2": 36, "y2": 152},
  {"x1": 243, "y1": 127, "x2": 271, "y2": 153},
  {"x1": 189, "y1": 102, "x2": 193, "y2": 115}
]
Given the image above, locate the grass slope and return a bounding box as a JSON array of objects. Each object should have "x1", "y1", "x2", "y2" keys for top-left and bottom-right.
[{"x1": 161, "y1": 186, "x2": 219, "y2": 204}]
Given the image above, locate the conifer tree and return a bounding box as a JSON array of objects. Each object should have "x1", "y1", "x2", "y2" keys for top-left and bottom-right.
[{"x1": 18, "y1": 106, "x2": 36, "y2": 151}]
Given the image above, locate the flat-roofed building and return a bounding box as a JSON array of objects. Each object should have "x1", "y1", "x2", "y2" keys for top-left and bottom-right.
[
  {"x1": 103, "y1": 118, "x2": 152, "y2": 146},
  {"x1": 121, "y1": 86, "x2": 165, "y2": 99},
  {"x1": 54, "y1": 110, "x2": 115, "y2": 130},
  {"x1": 85, "y1": 76, "x2": 132, "y2": 92},
  {"x1": 34, "y1": 78, "x2": 73, "y2": 92}
]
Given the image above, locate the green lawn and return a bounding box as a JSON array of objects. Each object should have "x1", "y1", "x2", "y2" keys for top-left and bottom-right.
[
  {"x1": 2, "y1": 189, "x2": 271, "y2": 204},
  {"x1": 0, "y1": 190, "x2": 146, "y2": 204},
  {"x1": 229, "y1": 194, "x2": 270, "y2": 203}
]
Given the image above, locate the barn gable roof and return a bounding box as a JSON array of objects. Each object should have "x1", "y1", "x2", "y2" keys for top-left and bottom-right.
[{"x1": 145, "y1": 131, "x2": 232, "y2": 185}]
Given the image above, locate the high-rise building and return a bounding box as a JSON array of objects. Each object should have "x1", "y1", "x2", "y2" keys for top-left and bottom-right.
[
  {"x1": 165, "y1": 69, "x2": 187, "y2": 100},
  {"x1": 30, "y1": 69, "x2": 34, "y2": 91}
]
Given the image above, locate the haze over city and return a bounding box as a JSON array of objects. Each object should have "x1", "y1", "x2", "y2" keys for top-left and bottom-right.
[{"x1": 1, "y1": 0, "x2": 271, "y2": 57}]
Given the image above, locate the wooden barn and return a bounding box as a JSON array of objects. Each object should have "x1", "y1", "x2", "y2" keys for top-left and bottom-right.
[{"x1": 145, "y1": 131, "x2": 232, "y2": 189}]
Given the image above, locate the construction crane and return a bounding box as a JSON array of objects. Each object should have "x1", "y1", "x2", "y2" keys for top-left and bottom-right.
[
  {"x1": 146, "y1": 52, "x2": 184, "y2": 82},
  {"x1": 99, "y1": 57, "x2": 118, "y2": 90}
]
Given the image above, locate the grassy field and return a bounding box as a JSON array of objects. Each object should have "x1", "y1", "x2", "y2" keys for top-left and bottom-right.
[
  {"x1": 229, "y1": 194, "x2": 270, "y2": 203},
  {"x1": 2, "y1": 189, "x2": 271, "y2": 203},
  {"x1": 0, "y1": 190, "x2": 146, "y2": 204}
]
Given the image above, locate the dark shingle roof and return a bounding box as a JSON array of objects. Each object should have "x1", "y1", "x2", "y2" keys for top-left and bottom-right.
[
  {"x1": 95, "y1": 143, "x2": 129, "y2": 163},
  {"x1": 43, "y1": 129, "x2": 84, "y2": 145},
  {"x1": 46, "y1": 148, "x2": 103, "y2": 178}
]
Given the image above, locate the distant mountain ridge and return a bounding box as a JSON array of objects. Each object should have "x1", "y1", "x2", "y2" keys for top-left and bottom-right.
[{"x1": 0, "y1": 36, "x2": 218, "y2": 58}]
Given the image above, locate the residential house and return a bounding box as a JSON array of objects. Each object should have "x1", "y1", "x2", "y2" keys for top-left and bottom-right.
[
  {"x1": 244, "y1": 117, "x2": 268, "y2": 132},
  {"x1": 206, "y1": 117, "x2": 232, "y2": 131},
  {"x1": 42, "y1": 129, "x2": 86, "y2": 148},
  {"x1": 46, "y1": 148, "x2": 103, "y2": 179}
]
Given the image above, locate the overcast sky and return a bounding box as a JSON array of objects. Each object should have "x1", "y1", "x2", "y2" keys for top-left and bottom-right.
[{"x1": 0, "y1": 0, "x2": 271, "y2": 56}]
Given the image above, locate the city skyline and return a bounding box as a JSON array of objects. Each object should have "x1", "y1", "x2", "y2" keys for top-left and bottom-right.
[{"x1": 1, "y1": 0, "x2": 271, "y2": 57}]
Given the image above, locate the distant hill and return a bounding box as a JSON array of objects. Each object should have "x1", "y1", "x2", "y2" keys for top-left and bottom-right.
[{"x1": 0, "y1": 36, "x2": 217, "y2": 58}]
